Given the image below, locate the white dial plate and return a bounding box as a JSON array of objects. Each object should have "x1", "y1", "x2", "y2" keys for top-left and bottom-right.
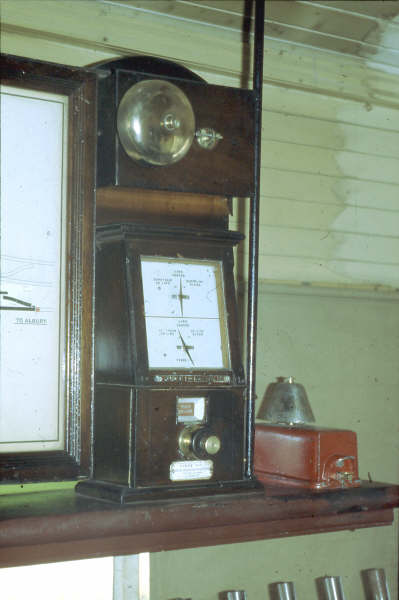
[{"x1": 141, "y1": 257, "x2": 229, "y2": 370}]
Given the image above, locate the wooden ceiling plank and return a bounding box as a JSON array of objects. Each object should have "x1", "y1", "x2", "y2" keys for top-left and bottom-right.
[
  {"x1": 120, "y1": 0, "x2": 399, "y2": 67},
  {"x1": 269, "y1": 1, "x2": 379, "y2": 42},
  {"x1": 181, "y1": 0, "x2": 244, "y2": 16},
  {"x1": 120, "y1": 0, "x2": 245, "y2": 30},
  {"x1": 319, "y1": 1, "x2": 399, "y2": 21},
  {"x1": 264, "y1": 22, "x2": 399, "y2": 68}
]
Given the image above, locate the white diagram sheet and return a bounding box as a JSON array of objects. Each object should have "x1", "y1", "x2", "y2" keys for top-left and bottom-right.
[{"x1": 0, "y1": 85, "x2": 68, "y2": 451}]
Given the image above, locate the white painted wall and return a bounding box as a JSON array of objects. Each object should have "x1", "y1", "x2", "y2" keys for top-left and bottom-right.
[{"x1": 0, "y1": 557, "x2": 113, "y2": 600}]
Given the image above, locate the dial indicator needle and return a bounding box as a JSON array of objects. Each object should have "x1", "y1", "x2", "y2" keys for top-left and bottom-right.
[
  {"x1": 176, "y1": 278, "x2": 190, "y2": 317},
  {"x1": 177, "y1": 329, "x2": 195, "y2": 366},
  {"x1": 179, "y1": 279, "x2": 184, "y2": 316}
]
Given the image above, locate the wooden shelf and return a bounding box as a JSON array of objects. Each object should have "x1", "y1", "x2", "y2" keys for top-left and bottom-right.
[{"x1": 0, "y1": 481, "x2": 398, "y2": 567}]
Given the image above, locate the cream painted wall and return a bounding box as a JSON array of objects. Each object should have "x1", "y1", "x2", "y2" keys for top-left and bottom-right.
[
  {"x1": 150, "y1": 286, "x2": 399, "y2": 599},
  {"x1": 1, "y1": 1, "x2": 398, "y2": 598}
]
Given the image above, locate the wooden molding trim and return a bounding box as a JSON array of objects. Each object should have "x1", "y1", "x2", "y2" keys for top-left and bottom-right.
[{"x1": 96, "y1": 187, "x2": 231, "y2": 227}]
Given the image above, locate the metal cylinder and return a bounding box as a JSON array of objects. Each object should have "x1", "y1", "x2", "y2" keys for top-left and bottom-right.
[
  {"x1": 362, "y1": 568, "x2": 391, "y2": 600},
  {"x1": 272, "y1": 581, "x2": 297, "y2": 599},
  {"x1": 225, "y1": 592, "x2": 247, "y2": 600},
  {"x1": 318, "y1": 576, "x2": 346, "y2": 600}
]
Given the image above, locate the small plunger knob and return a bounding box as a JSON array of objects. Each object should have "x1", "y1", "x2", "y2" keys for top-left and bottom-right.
[{"x1": 203, "y1": 435, "x2": 221, "y2": 456}]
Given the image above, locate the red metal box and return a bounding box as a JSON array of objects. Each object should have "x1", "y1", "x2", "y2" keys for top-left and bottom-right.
[{"x1": 254, "y1": 424, "x2": 361, "y2": 489}]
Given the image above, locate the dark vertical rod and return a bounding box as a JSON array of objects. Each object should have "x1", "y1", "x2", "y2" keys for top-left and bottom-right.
[{"x1": 245, "y1": 0, "x2": 265, "y2": 478}]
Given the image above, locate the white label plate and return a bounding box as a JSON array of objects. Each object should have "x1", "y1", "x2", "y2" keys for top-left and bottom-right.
[
  {"x1": 170, "y1": 460, "x2": 213, "y2": 481},
  {"x1": 176, "y1": 397, "x2": 206, "y2": 423}
]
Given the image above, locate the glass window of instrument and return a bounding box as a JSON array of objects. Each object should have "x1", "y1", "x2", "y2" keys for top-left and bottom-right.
[
  {"x1": 0, "y1": 85, "x2": 68, "y2": 453},
  {"x1": 140, "y1": 257, "x2": 230, "y2": 370}
]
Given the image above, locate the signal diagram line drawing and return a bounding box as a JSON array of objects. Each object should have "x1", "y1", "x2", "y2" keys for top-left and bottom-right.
[{"x1": 0, "y1": 291, "x2": 38, "y2": 311}]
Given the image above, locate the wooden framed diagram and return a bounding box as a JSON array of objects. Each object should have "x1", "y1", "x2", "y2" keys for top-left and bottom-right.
[{"x1": 0, "y1": 55, "x2": 96, "y2": 481}]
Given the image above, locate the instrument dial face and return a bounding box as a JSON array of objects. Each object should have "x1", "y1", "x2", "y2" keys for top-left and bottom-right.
[{"x1": 140, "y1": 257, "x2": 230, "y2": 370}]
